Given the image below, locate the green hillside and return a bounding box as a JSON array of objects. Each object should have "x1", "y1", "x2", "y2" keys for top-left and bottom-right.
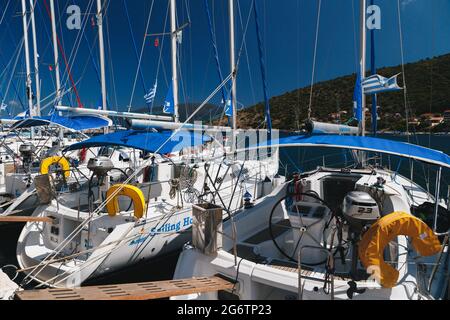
[{"x1": 235, "y1": 53, "x2": 450, "y2": 132}]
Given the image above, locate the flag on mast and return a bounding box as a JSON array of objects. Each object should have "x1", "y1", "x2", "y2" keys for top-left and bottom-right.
[
  {"x1": 144, "y1": 81, "x2": 158, "y2": 105},
  {"x1": 362, "y1": 73, "x2": 403, "y2": 95}
]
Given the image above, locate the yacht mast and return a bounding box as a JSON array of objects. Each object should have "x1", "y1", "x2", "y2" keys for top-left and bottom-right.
[
  {"x1": 359, "y1": 0, "x2": 367, "y2": 136},
  {"x1": 21, "y1": 0, "x2": 34, "y2": 119},
  {"x1": 96, "y1": 0, "x2": 107, "y2": 112},
  {"x1": 96, "y1": 0, "x2": 108, "y2": 133},
  {"x1": 229, "y1": 0, "x2": 237, "y2": 152},
  {"x1": 29, "y1": 0, "x2": 41, "y2": 117},
  {"x1": 49, "y1": 0, "x2": 61, "y2": 105},
  {"x1": 49, "y1": 0, "x2": 64, "y2": 142},
  {"x1": 358, "y1": 0, "x2": 367, "y2": 166},
  {"x1": 170, "y1": 0, "x2": 179, "y2": 123}
]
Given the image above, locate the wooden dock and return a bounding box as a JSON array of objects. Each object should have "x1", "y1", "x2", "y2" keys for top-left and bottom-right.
[
  {"x1": 15, "y1": 276, "x2": 234, "y2": 300},
  {"x1": 0, "y1": 216, "x2": 54, "y2": 223}
]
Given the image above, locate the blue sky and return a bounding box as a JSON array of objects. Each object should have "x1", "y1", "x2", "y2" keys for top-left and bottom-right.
[{"x1": 1, "y1": 0, "x2": 450, "y2": 116}]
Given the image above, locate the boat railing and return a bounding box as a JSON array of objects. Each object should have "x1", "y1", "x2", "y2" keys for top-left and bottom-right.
[
  {"x1": 446, "y1": 185, "x2": 450, "y2": 211},
  {"x1": 426, "y1": 229, "x2": 450, "y2": 296},
  {"x1": 297, "y1": 245, "x2": 335, "y2": 300}
]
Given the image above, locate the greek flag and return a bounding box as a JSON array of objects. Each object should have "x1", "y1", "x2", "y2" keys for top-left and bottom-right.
[
  {"x1": 163, "y1": 83, "x2": 174, "y2": 114},
  {"x1": 362, "y1": 73, "x2": 403, "y2": 95},
  {"x1": 144, "y1": 82, "x2": 158, "y2": 105}
]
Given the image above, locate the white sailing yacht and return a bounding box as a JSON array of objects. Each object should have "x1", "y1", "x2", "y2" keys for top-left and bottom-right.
[
  {"x1": 171, "y1": 0, "x2": 450, "y2": 300},
  {"x1": 173, "y1": 135, "x2": 449, "y2": 300}
]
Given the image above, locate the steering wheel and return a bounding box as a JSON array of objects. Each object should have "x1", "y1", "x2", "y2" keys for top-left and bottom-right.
[{"x1": 269, "y1": 190, "x2": 341, "y2": 266}]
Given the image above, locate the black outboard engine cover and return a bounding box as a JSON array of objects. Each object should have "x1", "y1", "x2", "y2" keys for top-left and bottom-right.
[
  {"x1": 19, "y1": 143, "x2": 35, "y2": 158},
  {"x1": 19, "y1": 143, "x2": 36, "y2": 168}
]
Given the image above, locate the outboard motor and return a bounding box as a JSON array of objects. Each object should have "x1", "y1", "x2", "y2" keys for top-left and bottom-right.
[
  {"x1": 87, "y1": 156, "x2": 115, "y2": 206},
  {"x1": 87, "y1": 156, "x2": 114, "y2": 177},
  {"x1": 342, "y1": 191, "x2": 380, "y2": 233},
  {"x1": 342, "y1": 191, "x2": 381, "y2": 279},
  {"x1": 19, "y1": 143, "x2": 36, "y2": 171}
]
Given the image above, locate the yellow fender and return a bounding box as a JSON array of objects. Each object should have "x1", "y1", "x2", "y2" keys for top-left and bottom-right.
[
  {"x1": 359, "y1": 211, "x2": 442, "y2": 288},
  {"x1": 40, "y1": 156, "x2": 71, "y2": 178},
  {"x1": 105, "y1": 184, "x2": 146, "y2": 220}
]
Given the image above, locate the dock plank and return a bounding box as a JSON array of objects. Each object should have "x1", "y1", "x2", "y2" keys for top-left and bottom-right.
[
  {"x1": 15, "y1": 276, "x2": 234, "y2": 300},
  {"x1": 0, "y1": 216, "x2": 53, "y2": 223}
]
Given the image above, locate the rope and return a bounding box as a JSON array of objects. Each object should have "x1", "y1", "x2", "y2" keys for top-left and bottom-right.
[
  {"x1": 105, "y1": 9, "x2": 119, "y2": 113},
  {"x1": 0, "y1": 51, "x2": 26, "y2": 112},
  {"x1": 236, "y1": 0, "x2": 257, "y2": 106},
  {"x1": 169, "y1": 178, "x2": 180, "y2": 200},
  {"x1": 127, "y1": 0, "x2": 156, "y2": 113},
  {"x1": 307, "y1": 0, "x2": 322, "y2": 120},
  {"x1": 396, "y1": 0, "x2": 411, "y2": 139},
  {"x1": 62, "y1": 0, "x2": 98, "y2": 108},
  {"x1": 253, "y1": 0, "x2": 272, "y2": 132},
  {"x1": 1, "y1": 37, "x2": 26, "y2": 114},
  {"x1": 0, "y1": 0, "x2": 11, "y2": 25},
  {"x1": 204, "y1": 0, "x2": 228, "y2": 108},
  {"x1": 42, "y1": 0, "x2": 84, "y2": 108}
]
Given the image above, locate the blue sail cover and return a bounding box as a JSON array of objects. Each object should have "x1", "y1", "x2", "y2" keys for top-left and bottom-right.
[
  {"x1": 353, "y1": 71, "x2": 363, "y2": 122},
  {"x1": 64, "y1": 130, "x2": 212, "y2": 154},
  {"x1": 163, "y1": 83, "x2": 174, "y2": 115},
  {"x1": 9, "y1": 114, "x2": 112, "y2": 131},
  {"x1": 251, "y1": 134, "x2": 450, "y2": 169}
]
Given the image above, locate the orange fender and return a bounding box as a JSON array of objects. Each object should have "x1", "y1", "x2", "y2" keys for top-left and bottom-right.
[{"x1": 358, "y1": 211, "x2": 441, "y2": 288}]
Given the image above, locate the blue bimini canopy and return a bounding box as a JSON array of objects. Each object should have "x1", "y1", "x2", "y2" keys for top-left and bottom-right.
[
  {"x1": 64, "y1": 130, "x2": 212, "y2": 154},
  {"x1": 9, "y1": 114, "x2": 112, "y2": 131},
  {"x1": 250, "y1": 134, "x2": 450, "y2": 169}
]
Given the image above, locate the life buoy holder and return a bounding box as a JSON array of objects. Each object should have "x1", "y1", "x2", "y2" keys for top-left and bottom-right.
[
  {"x1": 40, "y1": 156, "x2": 71, "y2": 178},
  {"x1": 358, "y1": 211, "x2": 442, "y2": 288},
  {"x1": 105, "y1": 184, "x2": 146, "y2": 220}
]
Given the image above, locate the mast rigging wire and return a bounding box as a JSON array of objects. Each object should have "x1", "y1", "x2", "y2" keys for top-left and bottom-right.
[
  {"x1": 307, "y1": 0, "x2": 322, "y2": 120},
  {"x1": 42, "y1": 0, "x2": 84, "y2": 108},
  {"x1": 123, "y1": 0, "x2": 152, "y2": 113},
  {"x1": 396, "y1": 0, "x2": 411, "y2": 139}
]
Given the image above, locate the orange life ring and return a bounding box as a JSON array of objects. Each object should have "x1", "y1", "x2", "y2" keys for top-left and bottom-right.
[{"x1": 358, "y1": 211, "x2": 442, "y2": 288}]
